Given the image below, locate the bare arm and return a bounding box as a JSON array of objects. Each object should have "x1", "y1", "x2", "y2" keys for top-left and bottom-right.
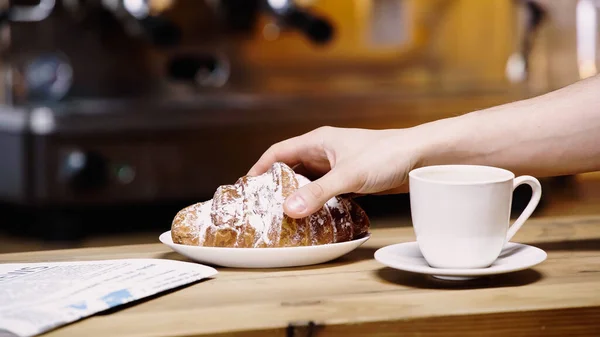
[
  {"x1": 249, "y1": 75, "x2": 600, "y2": 218},
  {"x1": 417, "y1": 75, "x2": 600, "y2": 177}
]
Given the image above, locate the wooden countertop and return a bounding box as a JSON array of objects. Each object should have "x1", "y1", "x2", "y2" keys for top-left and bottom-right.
[{"x1": 2, "y1": 215, "x2": 600, "y2": 337}]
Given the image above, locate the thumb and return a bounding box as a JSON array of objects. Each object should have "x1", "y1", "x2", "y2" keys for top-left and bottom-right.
[{"x1": 283, "y1": 169, "x2": 351, "y2": 218}]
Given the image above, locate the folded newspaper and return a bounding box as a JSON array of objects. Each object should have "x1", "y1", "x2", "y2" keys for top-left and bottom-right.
[{"x1": 0, "y1": 259, "x2": 218, "y2": 337}]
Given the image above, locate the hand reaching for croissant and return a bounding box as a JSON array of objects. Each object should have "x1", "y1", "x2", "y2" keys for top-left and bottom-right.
[
  {"x1": 247, "y1": 126, "x2": 426, "y2": 219},
  {"x1": 248, "y1": 73, "x2": 600, "y2": 219}
]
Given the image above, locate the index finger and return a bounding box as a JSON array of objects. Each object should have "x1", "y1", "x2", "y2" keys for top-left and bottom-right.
[{"x1": 247, "y1": 134, "x2": 317, "y2": 176}]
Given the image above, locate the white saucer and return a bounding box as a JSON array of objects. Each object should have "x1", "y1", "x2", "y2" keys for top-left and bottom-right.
[
  {"x1": 159, "y1": 231, "x2": 370, "y2": 268},
  {"x1": 374, "y1": 241, "x2": 547, "y2": 280}
]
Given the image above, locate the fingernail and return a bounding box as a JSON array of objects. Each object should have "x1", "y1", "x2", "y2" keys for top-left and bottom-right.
[{"x1": 286, "y1": 195, "x2": 307, "y2": 213}]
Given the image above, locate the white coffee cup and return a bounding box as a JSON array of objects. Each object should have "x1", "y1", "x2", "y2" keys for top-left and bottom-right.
[{"x1": 408, "y1": 164, "x2": 542, "y2": 269}]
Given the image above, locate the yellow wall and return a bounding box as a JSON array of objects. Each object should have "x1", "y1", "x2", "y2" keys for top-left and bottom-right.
[{"x1": 234, "y1": 0, "x2": 517, "y2": 85}]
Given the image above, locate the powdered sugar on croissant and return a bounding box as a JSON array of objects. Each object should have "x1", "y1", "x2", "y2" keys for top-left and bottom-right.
[{"x1": 171, "y1": 162, "x2": 370, "y2": 248}]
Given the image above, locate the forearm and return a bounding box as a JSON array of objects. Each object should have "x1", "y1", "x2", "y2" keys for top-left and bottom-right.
[{"x1": 417, "y1": 75, "x2": 600, "y2": 177}]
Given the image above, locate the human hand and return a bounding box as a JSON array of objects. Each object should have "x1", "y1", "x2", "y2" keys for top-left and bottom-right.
[{"x1": 247, "y1": 126, "x2": 425, "y2": 218}]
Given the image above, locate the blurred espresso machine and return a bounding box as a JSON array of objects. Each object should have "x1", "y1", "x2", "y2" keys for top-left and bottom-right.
[
  {"x1": 0, "y1": 0, "x2": 347, "y2": 237},
  {"x1": 0, "y1": 0, "x2": 576, "y2": 239}
]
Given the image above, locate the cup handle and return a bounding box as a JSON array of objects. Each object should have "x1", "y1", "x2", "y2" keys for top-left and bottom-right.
[{"x1": 506, "y1": 175, "x2": 542, "y2": 242}]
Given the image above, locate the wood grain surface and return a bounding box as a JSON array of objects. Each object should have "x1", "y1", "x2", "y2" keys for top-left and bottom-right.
[{"x1": 1, "y1": 215, "x2": 600, "y2": 337}]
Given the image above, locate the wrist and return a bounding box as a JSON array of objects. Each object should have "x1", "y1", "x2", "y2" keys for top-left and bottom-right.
[
  {"x1": 410, "y1": 113, "x2": 484, "y2": 168},
  {"x1": 410, "y1": 98, "x2": 533, "y2": 171}
]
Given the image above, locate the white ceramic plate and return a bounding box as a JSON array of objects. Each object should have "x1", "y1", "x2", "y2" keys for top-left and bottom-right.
[
  {"x1": 374, "y1": 241, "x2": 547, "y2": 280},
  {"x1": 159, "y1": 231, "x2": 371, "y2": 268}
]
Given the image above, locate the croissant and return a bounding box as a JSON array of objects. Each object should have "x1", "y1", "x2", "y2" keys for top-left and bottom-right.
[{"x1": 171, "y1": 162, "x2": 370, "y2": 248}]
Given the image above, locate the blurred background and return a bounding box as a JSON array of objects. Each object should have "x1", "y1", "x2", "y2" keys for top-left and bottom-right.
[{"x1": 1, "y1": 0, "x2": 599, "y2": 253}]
